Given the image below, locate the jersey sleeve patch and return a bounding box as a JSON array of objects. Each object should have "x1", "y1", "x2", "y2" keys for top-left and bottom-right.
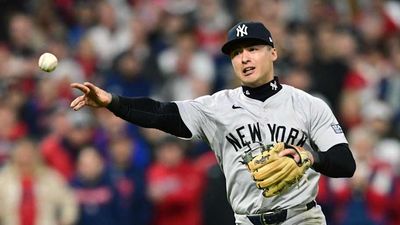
[{"x1": 331, "y1": 123, "x2": 343, "y2": 134}]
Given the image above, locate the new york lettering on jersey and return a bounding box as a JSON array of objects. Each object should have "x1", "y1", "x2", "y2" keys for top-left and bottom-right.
[{"x1": 226, "y1": 122, "x2": 308, "y2": 152}]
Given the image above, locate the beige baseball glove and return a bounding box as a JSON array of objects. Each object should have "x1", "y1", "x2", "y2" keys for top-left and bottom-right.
[{"x1": 242, "y1": 142, "x2": 312, "y2": 197}]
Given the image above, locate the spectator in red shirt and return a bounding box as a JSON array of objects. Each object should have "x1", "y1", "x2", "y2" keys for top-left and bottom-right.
[{"x1": 147, "y1": 136, "x2": 205, "y2": 225}]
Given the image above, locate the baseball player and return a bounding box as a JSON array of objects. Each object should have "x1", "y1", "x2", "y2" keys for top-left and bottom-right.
[{"x1": 70, "y1": 21, "x2": 356, "y2": 225}]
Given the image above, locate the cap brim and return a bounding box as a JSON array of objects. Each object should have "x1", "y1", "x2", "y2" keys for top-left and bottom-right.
[{"x1": 221, "y1": 38, "x2": 271, "y2": 55}]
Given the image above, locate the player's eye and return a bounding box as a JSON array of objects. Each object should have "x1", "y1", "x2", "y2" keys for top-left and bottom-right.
[
  {"x1": 248, "y1": 47, "x2": 257, "y2": 52},
  {"x1": 230, "y1": 49, "x2": 242, "y2": 58}
]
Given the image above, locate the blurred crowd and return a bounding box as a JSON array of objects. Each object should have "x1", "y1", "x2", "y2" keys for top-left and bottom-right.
[{"x1": 0, "y1": 0, "x2": 400, "y2": 225}]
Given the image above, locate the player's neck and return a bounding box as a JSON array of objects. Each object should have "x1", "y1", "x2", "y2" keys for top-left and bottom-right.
[{"x1": 241, "y1": 76, "x2": 282, "y2": 102}]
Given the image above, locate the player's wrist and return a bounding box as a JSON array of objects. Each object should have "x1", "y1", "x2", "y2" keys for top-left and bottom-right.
[
  {"x1": 308, "y1": 150, "x2": 319, "y2": 166},
  {"x1": 106, "y1": 93, "x2": 120, "y2": 111},
  {"x1": 105, "y1": 92, "x2": 113, "y2": 105}
]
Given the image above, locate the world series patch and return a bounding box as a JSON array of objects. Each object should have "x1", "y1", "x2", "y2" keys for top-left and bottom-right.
[{"x1": 331, "y1": 123, "x2": 343, "y2": 134}]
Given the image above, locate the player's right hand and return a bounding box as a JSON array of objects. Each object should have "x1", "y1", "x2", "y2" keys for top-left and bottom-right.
[{"x1": 70, "y1": 82, "x2": 112, "y2": 111}]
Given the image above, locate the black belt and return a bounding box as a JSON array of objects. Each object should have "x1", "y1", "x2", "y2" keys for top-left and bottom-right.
[{"x1": 247, "y1": 200, "x2": 316, "y2": 225}]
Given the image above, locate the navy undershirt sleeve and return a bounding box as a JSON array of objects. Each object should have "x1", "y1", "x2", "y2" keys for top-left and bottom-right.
[
  {"x1": 311, "y1": 143, "x2": 356, "y2": 178},
  {"x1": 106, "y1": 94, "x2": 192, "y2": 138}
]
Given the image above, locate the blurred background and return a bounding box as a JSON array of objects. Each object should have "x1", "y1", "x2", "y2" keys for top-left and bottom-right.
[{"x1": 0, "y1": 0, "x2": 399, "y2": 224}]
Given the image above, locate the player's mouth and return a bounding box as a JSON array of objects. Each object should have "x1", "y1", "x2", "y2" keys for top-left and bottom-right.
[{"x1": 242, "y1": 66, "x2": 255, "y2": 76}]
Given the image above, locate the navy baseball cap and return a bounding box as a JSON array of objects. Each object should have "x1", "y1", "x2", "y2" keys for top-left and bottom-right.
[{"x1": 221, "y1": 21, "x2": 274, "y2": 55}]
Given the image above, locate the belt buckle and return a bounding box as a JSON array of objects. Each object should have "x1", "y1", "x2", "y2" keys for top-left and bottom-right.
[{"x1": 261, "y1": 211, "x2": 278, "y2": 225}]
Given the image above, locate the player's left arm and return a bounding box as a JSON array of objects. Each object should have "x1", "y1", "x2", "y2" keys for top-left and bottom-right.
[
  {"x1": 306, "y1": 97, "x2": 356, "y2": 178},
  {"x1": 309, "y1": 143, "x2": 355, "y2": 177}
]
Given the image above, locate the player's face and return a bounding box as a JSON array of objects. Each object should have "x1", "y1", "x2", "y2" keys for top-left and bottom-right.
[{"x1": 230, "y1": 44, "x2": 277, "y2": 88}]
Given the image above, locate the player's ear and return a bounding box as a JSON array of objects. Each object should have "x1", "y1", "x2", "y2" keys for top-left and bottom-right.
[{"x1": 269, "y1": 47, "x2": 278, "y2": 61}]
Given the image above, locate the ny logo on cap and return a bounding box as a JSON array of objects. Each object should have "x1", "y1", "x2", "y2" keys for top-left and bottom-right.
[{"x1": 236, "y1": 24, "x2": 248, "y2": 37}]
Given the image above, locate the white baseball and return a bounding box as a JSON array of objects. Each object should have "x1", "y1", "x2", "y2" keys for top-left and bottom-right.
[{"x1": 38, "y1": 52, "x2": 58, "y2": 72}]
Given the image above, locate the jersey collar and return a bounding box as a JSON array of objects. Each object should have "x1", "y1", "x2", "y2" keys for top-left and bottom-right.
[{"x1": 241, "y1": 76, "x2": 282, "y2": 102}]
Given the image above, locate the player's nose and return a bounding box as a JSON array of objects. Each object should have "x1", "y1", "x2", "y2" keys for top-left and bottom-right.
[{"x1": 241, "y1": 49, "x2": 251, "y2": 64}]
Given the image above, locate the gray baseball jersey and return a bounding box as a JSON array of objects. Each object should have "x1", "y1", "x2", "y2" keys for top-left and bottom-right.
[{"x1": 175, "y1": 84, "x2": 347, "y2": 223}]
